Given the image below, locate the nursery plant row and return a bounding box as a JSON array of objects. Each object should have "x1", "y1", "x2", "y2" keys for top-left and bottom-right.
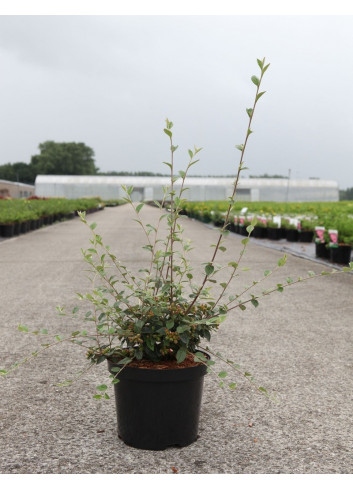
[
  {"x1": 179, "y1": 200, "x2": 353, "y2": 265},
  {"x1": 0, "y1": 197, "x2": 107, "y2": 239}
]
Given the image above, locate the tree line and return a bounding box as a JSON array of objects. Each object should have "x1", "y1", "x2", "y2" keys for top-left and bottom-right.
[{"x1": 0, "y1": 141, "x2": 98, "y2": 185}]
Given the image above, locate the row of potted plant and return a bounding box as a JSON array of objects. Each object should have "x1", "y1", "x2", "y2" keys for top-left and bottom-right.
[
  {"x1": 179, "y1": 203, "x2": 353, "y2": 265},
  {"x1": 0, "y1": 197, "x2": 105, "y2": 238}
]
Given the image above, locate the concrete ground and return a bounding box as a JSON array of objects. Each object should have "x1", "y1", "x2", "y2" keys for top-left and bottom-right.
[{"x1": 0, "y1": 204, "x2": 352, "y2": 474}]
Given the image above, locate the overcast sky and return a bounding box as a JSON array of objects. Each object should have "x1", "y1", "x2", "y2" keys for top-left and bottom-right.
[{"x1": 0, "y1": 15, "x2": 353, "y2": 188}]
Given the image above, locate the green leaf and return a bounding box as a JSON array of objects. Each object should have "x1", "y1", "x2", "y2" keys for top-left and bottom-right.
[
  {"x1": 262, "y1": 63, "x2": 270, "y2": 73},
  {"x1": 277, "y1": 284, "x2": 284, "y2": 292},
  {"x1": 219, "y1": 246, "x2": 227, "y2": 252},
  {"x1": 0, "y1": 370, "x2": 8, "y2": 375},
  {"x1": 251, "y1": 75, "x2": 260, "y2": 86},
  {"x1": 228, "y1": 382, "x2": 237, "y2": 390},
  {"x1": 246, "y1": 225, "x2": 254, "y2": 234},
  {"x1": 264, "y1": 270, "x2": 271, "y2": 277},
  {"x1": 171, "y1": 145, "x2": 178, "y2": 153},
  {"x1": 246, "y1": 108, "x2": 253, "y2": 118},
  {"x1": 176, "y1": 346, "x2": 187, "y2": 364},
  {"x1": 194, "y1": 352, "x2": 207, "y2": 362},
  {"x1": 205, "y1": 264, "x2": 214, "y2": 276},
  {"x1": 163, "y1": 161, "x2": 172, "y2": 169},
  {"x1": 164, "y1": 128, "x2": 172, "y2": 137},
  {"x1": 40, "y1": 329, "x2": 48, "y2": 335},
  {"x1": 117, "y1": 357, "x2": 132, "y2": 366},
  {"x1": 18, "y1": 324, "x2": 29, "y2": 333},
  {"x1": 257, "y1": 58, "x2": 263, "y2": 69},
  {"x1": 308, "y1": 271, "x2": 315, "y2": 277},
  {"x1": 277, "y1": 255, "x2": 287, "y2": 267},
  {"x1": 136, "y1": 203, "x2": 144, "y2": 213},
  {"x1": 241, "y1": 237, "x2": 249, "y2": 245},
  {"x1": 251, "y1": 299, "x2": 259, "y2": 308},
  {"x1": 228, "y1": 262, "x2": 238, "y2": 269},
  {"x1": 90, "y1": 222, "x2": 97, "y2": 230},
  {"x1": 239, "y1": 304, "x2": 246, "y2": 311},
  {"x1": 256, "y1": 91, "x2": 266, "y2": 102},
  {"x1": 166, "y1": 319, "x2": 174, "y2": 330},
  {"x1": 188, "y1": 149, "x2": 193, "y2": 158},
  {"x1": 96, "y1": 384, "x2": 108, "y2": 391},
  {"x1": 218, "y1": 371, "x2": 228, "y2": 378},
  {"x1": 179, "y1": 170, "x2": 186, "y2": 178},
  {"x1": 235, "y1": 144, "x2": 244, "y2": 151},
  {"x1": 93, "y1": 394, "x2": 102, "y2": 399}
]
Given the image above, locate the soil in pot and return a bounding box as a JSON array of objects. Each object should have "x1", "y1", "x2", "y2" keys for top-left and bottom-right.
[
  {"x1": 330, "y1": 245, "x2": 352, "y2": 265},
  {"x1": 107, "y1": 353, "x2": 208, "y2": 450}
]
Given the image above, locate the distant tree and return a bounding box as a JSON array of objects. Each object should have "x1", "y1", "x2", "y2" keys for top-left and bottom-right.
[
  {"x1": 340, "y1": 187, "x2": 353, "y2": 201},
  {"x1": 0, "y1": 162, "x2": 36, "y2": 185},
  {"x1": 30, "y1": 141, "x2": 98, "y2": 176}
]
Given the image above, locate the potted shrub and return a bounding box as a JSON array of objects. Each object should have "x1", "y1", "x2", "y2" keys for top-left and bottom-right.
[
  {"x1": 315, "y1": 226, "x2": 330, "y2": 259},
  {"x1": 298, "y1": 219, "x2": 314, "y2": 243},
  {"x1": 2, "y1": 59, "x2": 352, "y2": 451},
  {"x1": 267, "y1": 219, "x2": 282, "y2": 240},
  {"x1": 252, "y1": 218, "x2": 267, "y2": 238},
  {"x1": 328, "y1": 225, "x2": 352, "y2": 265}
]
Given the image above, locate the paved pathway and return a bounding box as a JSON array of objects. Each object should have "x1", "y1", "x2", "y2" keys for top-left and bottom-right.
[{"x1": 0, "y1": 205, "x2": 352, "y2": 474}]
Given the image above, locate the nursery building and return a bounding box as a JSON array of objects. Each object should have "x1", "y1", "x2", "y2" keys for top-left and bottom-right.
[
  {"x1": 34, "y1": 175, "x2": 339, "y2": 202},
  {"x1": 0, "y1": 179, "x2": 35, "y2": 199}
]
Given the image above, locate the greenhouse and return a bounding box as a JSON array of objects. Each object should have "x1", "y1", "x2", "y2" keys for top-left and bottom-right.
[{"x1": 34, "y1": 175, "x2": 339, "y2": 202}]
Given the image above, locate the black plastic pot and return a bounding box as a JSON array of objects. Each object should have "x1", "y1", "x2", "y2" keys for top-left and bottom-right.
[
  {"x1": 315, "y1": 242, "x2": 330, "y2": 259},
  {"x1": 330, "y1": 245, "x2": 352, "y2": 265},
  {"x1": 252, "y1": 226, "x2": 267, "y2": 238},
  {"x1": 267, "y1": 227, "x2": 281, "y2": 240},
  {"x1": 0, "y1": 223, "x2": 14, "y2": 237},
  {"x1": 239, "y1": 225, "x2": 248, "y2": 236},
  {"x1": 285, "y1": 229, "x2": 299, "y2": 242},
  {"x1": 107, "y1": 358, "x2": 208, "y2": 450},
  {"x1": 298, "y1": 230, "x2": 314, "y2": 243},
  {"x1": 20, "y1": 221, "x2": 29, "y2": 234},
  {"x1": 13, "y1": 222, "x2": 20, "y2": 236}
]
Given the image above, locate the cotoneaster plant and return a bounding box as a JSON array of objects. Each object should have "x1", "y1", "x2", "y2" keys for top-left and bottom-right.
[{"x1": 2, "y1": 58, "x2": 352, "y2": 402}]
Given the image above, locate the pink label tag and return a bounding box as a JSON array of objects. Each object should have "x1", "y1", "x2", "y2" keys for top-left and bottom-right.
[
  {"x1": 239, "y1": 217, "x2": 245, "y2": 225},
  {"x1": 315, "y1": 226, "x2": 325, "y2": 243},
  {"x1": 234, "y1": 216, "x2": 238, "y2": 224},
  {"x1": 328, "y1": 229, "x2": 338, "y2": 244},
  {"x1": 297, "y1": 221, "x2": 301, "y2": 231}
]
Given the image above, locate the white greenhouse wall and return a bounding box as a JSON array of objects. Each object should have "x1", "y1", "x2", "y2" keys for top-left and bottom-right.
[{"x1": 34, "y1": 175, "x2": 339, "y2": 202}]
